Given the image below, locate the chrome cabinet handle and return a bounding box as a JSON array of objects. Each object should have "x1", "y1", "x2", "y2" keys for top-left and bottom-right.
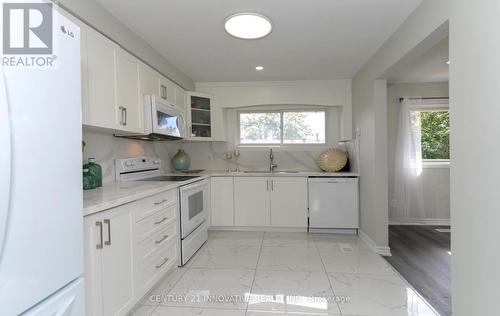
[
  {"x1": 123, "y1": 107, "x2": 127, "y2": 126},
  {"x1": 154, "y1": 199, "x2": 168, "y2": 205},
  {"x1": 118, "y1": 106, "x2": 125, "y2": 125},
  {"x1": 266, "y1": 180, "x2": 269, "y2": 191},
  {"x1": 271, "y1": 180, "x2": 274, "y2": 191},
  {"x1": 96, "y1": 221, "x2": 103, "y2": 249},
  {"x1": 155, "y1": 235, "x2": 169, "y2": 244},
  {"x1": 104, "y1": 219, "x2": 111, "y2": 246},
  {"x1": 156, "y1": 257, "x2": 169, "y2": 269},
  {"x1": 154, "y1": 216, "x2": 169, "y2": 225}
]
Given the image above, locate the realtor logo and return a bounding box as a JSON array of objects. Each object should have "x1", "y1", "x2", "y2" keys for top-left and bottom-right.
[{"x1": 2, "y1": 2, "x2": 53, "y2": 54}]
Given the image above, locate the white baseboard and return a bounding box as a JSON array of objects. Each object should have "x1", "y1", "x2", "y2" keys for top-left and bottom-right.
[
  {"x1": 389, "y1": 218, "x2": 450, "y2": 226},
  {"x1": 359, "y1": 230, "x2": 392, "y2": 256}
]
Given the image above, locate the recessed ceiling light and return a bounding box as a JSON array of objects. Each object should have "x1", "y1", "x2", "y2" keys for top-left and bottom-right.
[
  {"x1": 255, "y1": 66, "x2": 264, "y2": 71},
  {"x1": 446, "y1": 60, "x2": 450, "y2": 65},
  {"x1": 224, "y1": 13, "x2": 272, "y2": 39}
]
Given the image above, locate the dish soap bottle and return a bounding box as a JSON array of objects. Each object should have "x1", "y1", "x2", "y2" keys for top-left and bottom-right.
[{"x1": 84, "y1": 158, "x2": 102, "y2": 187}]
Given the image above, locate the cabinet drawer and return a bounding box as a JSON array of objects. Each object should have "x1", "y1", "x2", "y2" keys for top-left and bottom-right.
[
  {"x1": 132, "y1": 189, "x2": 177, "y2": 222},
  {"x1": 137, "y1": 239, "x2": 177, "y2": 293},
  {"x1": 135, "y1": 204, "x2": 176, "y2": 242},
  {"x1": 137, "y1": 221, "x2": 177, "y2": 263}
]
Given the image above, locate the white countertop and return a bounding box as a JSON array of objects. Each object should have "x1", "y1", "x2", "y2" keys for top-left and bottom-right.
[
  {"x1": 83, "y1": 176, "x2": 208, "y2": 217},
  {"x1": 83, "y1": 170, "x2": 358, "y2": 217}
]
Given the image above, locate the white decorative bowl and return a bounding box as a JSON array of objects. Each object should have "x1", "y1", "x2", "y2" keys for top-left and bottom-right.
[{"x1": 317, "y1": 148, "x2": 348, "y2": 172}]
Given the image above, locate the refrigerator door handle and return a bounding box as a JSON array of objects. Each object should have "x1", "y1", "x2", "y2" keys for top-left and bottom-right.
[{"x1": 0, "y1": 71, "x2": 12, "y2": 258}]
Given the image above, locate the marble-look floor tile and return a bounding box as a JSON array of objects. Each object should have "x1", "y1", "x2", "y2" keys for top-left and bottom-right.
[
  {"x1": 329, "y1": 273, "x2": 438, "y2": 316},
  {"x1": 319, "y1": 248, "x2": 396, "y2": 275},
  {"x1": 257, "y1": 246, "x2": 324, "y2": 272},
  {"x1": 249, "y1": 270, "x2": 341, "y2": 315},
  {"x1": 208, "y1": 231, "x2": 264, "y2": 247},
  {"x1": 191, "y1": 244, "x2": 261, "y2": 269},
  {"x1": 246, "y1": 311, "x2": 341, "y2": 315},
  {"x1": 128, "y1": 305, "x2": 156, "y2": 316},
  {"x1": 164, "y1": 268, "x2": 254, "y2": 310},
  {"x1": 151, "y1": 306, "x2": 246, "y2": 315},
  {"x1": 141, "y1": 267, "x2": 187, "y2": 306},
  {"x1": 263, "y1": 232, "x2": 315, "y2": 248},
  {"x1": 312, "y1": 234, "x2": 370, "y2": 251}
]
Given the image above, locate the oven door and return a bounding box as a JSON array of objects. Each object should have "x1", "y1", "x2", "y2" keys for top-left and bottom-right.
[
  {"x1": 151, "y1": 97, "x2": 186, "y2": 138},
  {"x1": 180, "y1": 179, "x2": 208, "y2": 239}
]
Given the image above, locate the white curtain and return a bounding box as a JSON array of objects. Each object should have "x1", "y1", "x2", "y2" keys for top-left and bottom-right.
[{"x1": 391, "y1": 98, "x2": 449, "y2": 221}]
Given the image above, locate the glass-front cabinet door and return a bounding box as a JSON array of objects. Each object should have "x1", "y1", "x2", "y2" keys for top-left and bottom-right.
[{"x1": 187, "y1": 92, "x2": 212, "y2": 140}]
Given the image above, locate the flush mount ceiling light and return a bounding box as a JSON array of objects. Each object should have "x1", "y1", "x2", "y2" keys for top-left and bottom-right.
[
  {"x1": 446, "y1": 60, "x2": 450, "y2": 65},
  {"x1": 255, "y1": 66, "x2": 264, "y2": 70},
  {"x1": 224, "y1": 13, "x2": 272, "y2": 39}
]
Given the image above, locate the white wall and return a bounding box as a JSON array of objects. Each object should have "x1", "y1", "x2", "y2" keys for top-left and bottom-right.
[
  {"x1": 196, "y1": 80, "x2": 352, "y2": 140},
  {"x1": 387, "y1": 82, "x2": 450, "y2": 224},
  {"x1": 352, "y1": 0, "x2": 450, "y2": 251},
  {"x1": 57, "y1": 0, "x2": 194, "y2": 90},
  {"x1": 450, "y1": 1, "x2": 500, "y2": 315}
]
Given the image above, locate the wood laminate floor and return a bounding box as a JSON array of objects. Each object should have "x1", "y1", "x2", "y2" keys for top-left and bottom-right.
[{"x1": 384, "y1": 225, "x2": 451, "y2": 316}]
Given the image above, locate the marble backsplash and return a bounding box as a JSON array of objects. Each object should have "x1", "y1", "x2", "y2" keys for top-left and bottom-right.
[{"x1": 83, "y1": 130, "x2": 359, "y2": 183}]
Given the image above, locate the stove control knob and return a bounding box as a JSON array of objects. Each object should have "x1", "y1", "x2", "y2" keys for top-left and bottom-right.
[
  {"x1": 125, "y1": 161, "x2": 132, "y2": 167},
  {"x1": 131, "y1": 161, "x2": 137, "y2": 166},
  {"x1": 153, "y1": 160, "x2": 160, "y2": 164}
]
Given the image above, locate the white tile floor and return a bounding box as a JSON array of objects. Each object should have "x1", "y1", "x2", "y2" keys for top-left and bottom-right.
[{"x1": 130, "y1": 231, "x2": 439, "y2": 316}]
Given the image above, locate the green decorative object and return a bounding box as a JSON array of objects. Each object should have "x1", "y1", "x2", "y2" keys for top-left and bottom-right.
[
  {"x1": 172, "y1": 149, "x2": 191, "y2": 171},
  {"x1": 83, "y1": 168, "x2": 96, "y2": 190},
  {"x1": 83, "y1": 158, "x2": 102, "y2": 188}
]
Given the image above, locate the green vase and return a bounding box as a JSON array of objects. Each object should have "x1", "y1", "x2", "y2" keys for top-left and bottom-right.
[{"x1": 172, "y1": 149, "x2": 191, "y2": 171}]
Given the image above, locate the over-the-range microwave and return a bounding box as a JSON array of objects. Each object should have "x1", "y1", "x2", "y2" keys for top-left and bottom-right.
[{"x1": 115, "y1": 95, "x2": 186, "y2": 141}]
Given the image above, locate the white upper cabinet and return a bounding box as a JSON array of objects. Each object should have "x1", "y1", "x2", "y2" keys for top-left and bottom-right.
[
  {"x1": 175, "y1": 86, "x2": 186, "y2": 108},
  {"x1": 86, "y1": 28, "x2": 118, "y2": 130},
  {"x1": 138, "y1": 63, "x2": 160, "y2": 99},
  {"x1": 234, "y1": 177, "x2": 271, "y2": 227},
  {"x1": 270, "y1": 177, "x2": 308, "y2": 228},
  {"x1": 85, "y1": 27, "x2": 144, "y2": 133},
  {"x1": 115, "y1": 49, "x2": 143, "y2": 133},
  {"x1": 159, "y1": 77, "x2": 175, "y2": 104},
  {"x1": 210, "y1": 177, "x2": 234, "y2": 226}
]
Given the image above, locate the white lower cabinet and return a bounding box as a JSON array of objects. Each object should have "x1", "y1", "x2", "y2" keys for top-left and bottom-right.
[
  {"x1": 210, "y1": 177, "x2": 234, "y2": 226},
  {"x1": 84, "y1": 207, "x2": 134, "y2": 316},
  {"x1": 270, "y1": 177, "x2": 308, "y2": 227},
  {"x1": 84, "y1": 189, "x2": 178, "y2": 316},
  {"x1": 219, "y1": 176, "x2": 308, "y2": 229},
  {"x1": 234, "y1": 177, "x2": 271, "y2": 227}
]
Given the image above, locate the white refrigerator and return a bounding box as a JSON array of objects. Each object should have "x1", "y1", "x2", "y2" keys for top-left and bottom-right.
[{"x1": 0, "y1": 9, "x2": 85, "y2": 316}]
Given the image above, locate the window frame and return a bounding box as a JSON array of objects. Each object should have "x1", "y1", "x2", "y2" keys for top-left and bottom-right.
[
  {"x1": 414, "y1": 107, "x2": 450, "y2": 164},
  {"x1": 237, "y1": 108, "x2": 327, "y2": 147}
]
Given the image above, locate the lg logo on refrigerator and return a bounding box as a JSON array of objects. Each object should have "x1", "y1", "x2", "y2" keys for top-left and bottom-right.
[{"x1": 2, "y1": 2, "x2": 53, "y2": 55}]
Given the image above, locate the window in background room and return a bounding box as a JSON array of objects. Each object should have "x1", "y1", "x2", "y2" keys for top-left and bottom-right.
[
  {"x1": 238, "y1": 110, "x2": 326, "y2": 145},
  {"x1": 417, "y1": 110, "x2": 450, "y2": 160}
]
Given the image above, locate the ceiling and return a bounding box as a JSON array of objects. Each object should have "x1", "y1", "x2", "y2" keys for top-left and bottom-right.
[
  {"x1": 96, "y1": 0, "x2": 422, "y2": 82},
  {"x1": 388, "y1": 37, "x2": 449, "y2": 83}
]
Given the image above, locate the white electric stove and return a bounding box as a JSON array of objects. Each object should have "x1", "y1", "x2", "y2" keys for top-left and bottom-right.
[{"x1": 115, "y1": 157, "x2": 208, "y2": 266}]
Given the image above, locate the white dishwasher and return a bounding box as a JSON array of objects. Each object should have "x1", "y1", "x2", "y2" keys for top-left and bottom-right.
[{"x1": 308, "y1": 177, "x2": 359, "y2": 232}]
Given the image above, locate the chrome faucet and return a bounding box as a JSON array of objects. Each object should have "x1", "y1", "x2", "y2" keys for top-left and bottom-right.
[{"x1": 269, "y1": 148, "x2": 278, "y2": 172}]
